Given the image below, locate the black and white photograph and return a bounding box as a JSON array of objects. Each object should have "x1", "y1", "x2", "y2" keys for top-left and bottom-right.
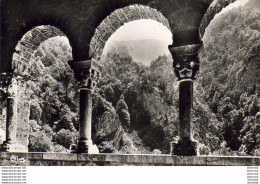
[{"x1": 0, "y1": 0, "x2": 259, "y2": 183}]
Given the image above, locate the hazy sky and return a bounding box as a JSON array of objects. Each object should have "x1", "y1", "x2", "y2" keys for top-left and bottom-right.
[
  {"x1": 107, "y1": 19, "x2": 173, "y2": 44},
  {"x1": 103, "y1": 19, "x2": 173, "y2": 58}
]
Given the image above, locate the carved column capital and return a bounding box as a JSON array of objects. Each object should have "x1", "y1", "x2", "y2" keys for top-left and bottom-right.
[
  {"x1": 169, "y1": 44, "x2": 201, "y2": 81},
  {"x1": 0, "y1": 72, "x2": 13, "y2": 92},
  {"x1": 0, "y1": 72, "x2": 23, "y2": 98},
  {"x1": 69, "y1": 59, "x2": 102, "y2": 91}
]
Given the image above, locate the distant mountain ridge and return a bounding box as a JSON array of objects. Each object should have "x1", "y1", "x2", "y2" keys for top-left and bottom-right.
[{"x1": 103, "y1": 39, "x2": 170, "y2": 66}]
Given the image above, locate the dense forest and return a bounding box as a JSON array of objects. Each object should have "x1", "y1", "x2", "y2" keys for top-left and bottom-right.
[
  {"x1": 196, "y1": 0, "x2": 260, "y2": 155},
  {"x1": 26, "y1": 38, "x2": 78, "y2": 152},
  {"x1": 1, "y1": 0, "x2": 258, "y2": 155}
]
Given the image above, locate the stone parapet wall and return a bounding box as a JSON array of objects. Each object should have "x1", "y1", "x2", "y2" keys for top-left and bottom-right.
[{"x1": 0, "y1": 153, "x2": 259, "y2": 166}]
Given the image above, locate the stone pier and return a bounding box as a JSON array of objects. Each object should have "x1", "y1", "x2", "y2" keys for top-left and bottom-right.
[
  {"x1": 69, "y1": 59, "x2": 102, "y2": 153},
  {"x1": 0, "y1": 73, "x2": 28, "y2": 152},
  {"x1": 169, "y1": 44, "x2": 201, "y2": 156}
]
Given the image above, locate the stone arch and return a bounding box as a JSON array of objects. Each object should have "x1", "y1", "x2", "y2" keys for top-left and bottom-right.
[
  {"x1": 0, "y1": 25, "x2": 69, "y2": 152},
  {"x1": 12, "y1": 25, "x2": 66, "y2": 76},
  {"x1": 89, "y1": 4, "x2": 171, "y2": 60},
  {"x1": 199, "y1": 0, "x2": 237, "y2": 38}
]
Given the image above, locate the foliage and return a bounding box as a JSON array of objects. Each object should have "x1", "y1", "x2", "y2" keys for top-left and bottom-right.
[
  {"x1": 116, "y1": 99, "x2": 130, "y2": 127},
  {"x1": 99, "y1": 51, "x2": 179, "y2": 153},
  {"x1": 26, "y1": 37, "x2": 79, "y2": 152},
  {"x1": 198, "y1": 0, "x2": 260, "y2": 155},
  {"x1": 152, "y1": 149, "x2": 162, "y2": 155},
  {"x1": 54, "y1": 129, "x2": 78, "y2": 149},
  {"x1": 50, "y1": 144, "x2": 69, "y2": 153},
  {"x1": 29, "y1": 131, "x2": 53, "y2": 152},
  {"x1": 198, "y1": 143, "x2": 211, "y2": 155}
]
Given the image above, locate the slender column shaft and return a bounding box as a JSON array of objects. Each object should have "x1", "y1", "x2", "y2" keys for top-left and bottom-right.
[
  {"x1": 0, "y1": 75, "x2": 20, "y2": 152},
  {"x1": 179, "y1": 80, "x2": 193, "y2": 139},
  {"x1": 5, "y1": 96, "x2": 18, "y2": 144},
  {"x1": 79, "y1": 89, "x2": 92, "y2": 144}
]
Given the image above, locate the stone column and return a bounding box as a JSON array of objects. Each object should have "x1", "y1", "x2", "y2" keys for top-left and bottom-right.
[
  {"x1": 0, "y1": 73, "x2": 20, "y2": 152},
  {"x1": 69, "y1": 59, "x2": 101, "y2": 153},
  {"x1": 169, "y1": 44, "x2": 201, "y2": 156},
  {"x1": 5, "y1": 84, "x2": 18, "y2": 146},
  {"x1": 79, "y1": 88, "x2": 92, "y2": 151}
]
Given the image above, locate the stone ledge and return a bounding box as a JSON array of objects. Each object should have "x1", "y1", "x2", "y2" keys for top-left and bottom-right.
[
  {"x1": 42, "y1": 153, "x2": 77, "y2": 161},
  {"x1": 0, "y1": 152, "x2": 43, "y2": 160},
  {"x1": 206, "y1": 156, "x2": 260, "y2": 166},
  {"x1": 0, "y1": 153, "x2": 258, "y2": 166}
]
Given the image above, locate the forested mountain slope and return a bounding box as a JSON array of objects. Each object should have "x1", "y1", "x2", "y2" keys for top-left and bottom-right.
[{"x1": 197, "y1": 0, "x2": 260, "y2": 155}]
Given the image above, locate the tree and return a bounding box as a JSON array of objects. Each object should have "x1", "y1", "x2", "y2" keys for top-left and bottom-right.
[
  {"x1": 104, "y1": 85, "x2": 115, "y2": 105},
  {"x1": 25, "y1": 36, "x2": 80, "y2": 152},
  {"x1": 29, "y1": 131, "x2": 53, "y2": 152},
  {"x1": 240, "y1": 114, "x2": 260, "y2": 155},
  {"x1": 197, "y1": 0, "x2": 260, "y2": 153},
  {"x1": 116, "y1": 99, "x2": 130, "y2": 127},
  {"x1": 54, "y1": 129, "x2": 78, "y2": 149}
]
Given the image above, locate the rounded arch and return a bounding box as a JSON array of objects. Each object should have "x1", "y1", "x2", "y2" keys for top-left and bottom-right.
[
  {"x1": 199, "y1": 0, "x2": 237, "y2": 39},
  {"x1": 12, "y1": 25, "x2": 67, "y2": 76},
  {"x1": 89, "y1": 4, "x2": 171, "y2": 60}
]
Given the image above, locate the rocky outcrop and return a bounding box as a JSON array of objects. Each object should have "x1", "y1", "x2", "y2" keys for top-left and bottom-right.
[{"x1": 92, "y1": 94, "x2": 123, "y2": 153}]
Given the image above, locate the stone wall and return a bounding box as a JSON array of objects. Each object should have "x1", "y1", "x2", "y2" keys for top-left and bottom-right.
[
  {"x1": 0, "y1": 152, "x2": 259, "y2": 166},
  {"x1": 1, "y1": 0, "x2": 215, "y2": 73}
]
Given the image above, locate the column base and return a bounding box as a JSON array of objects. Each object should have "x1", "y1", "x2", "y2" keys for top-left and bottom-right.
[
  {"x1": 70, "y1": 140, "x2": 99, "y2": 154},
  {"x1": 170, "y1": 137, "x2": 198, "y2": 156},
  {"x1": 0, "y1": 141, "x2": 28, "y2": 152}
]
